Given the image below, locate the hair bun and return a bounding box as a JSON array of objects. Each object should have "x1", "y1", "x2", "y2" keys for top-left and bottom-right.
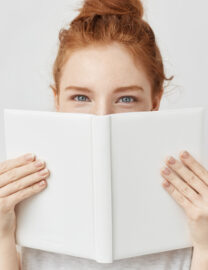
[{"x1": 75, "y1": 0, "x2": 144, "y2": 21}]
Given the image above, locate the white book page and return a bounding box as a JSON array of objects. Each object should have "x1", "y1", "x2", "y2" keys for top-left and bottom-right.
[
  {"x1": 4, "y1": 110, "x2": 95, "y2": 260},
  {"x1": 110, "y1": 108, "x2": 205, "y2": 260}
]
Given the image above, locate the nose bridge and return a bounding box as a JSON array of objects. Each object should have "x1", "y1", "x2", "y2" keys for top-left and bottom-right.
[{"x1": 94, "y1": 96, "x2": 112, "y2": 116}]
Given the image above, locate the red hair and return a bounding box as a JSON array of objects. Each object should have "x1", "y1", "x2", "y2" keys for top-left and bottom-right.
[{"x1": 50, "y1": 0, "x2": 173, "y2": 101}]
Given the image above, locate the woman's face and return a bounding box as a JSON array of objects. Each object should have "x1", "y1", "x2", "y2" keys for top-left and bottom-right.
[{"x1": 53, "y1": 42, "x2": 162, "y2": 115}]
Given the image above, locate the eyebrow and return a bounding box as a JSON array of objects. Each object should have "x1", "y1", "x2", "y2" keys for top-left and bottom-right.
[{"x1": 64, "y1": 85, "x2": 144, "y2": 93}]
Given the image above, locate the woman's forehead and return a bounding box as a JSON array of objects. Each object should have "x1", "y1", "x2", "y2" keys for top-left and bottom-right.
[{"x1": 60, "y1": 43, "x2": 151, "y2": 91}]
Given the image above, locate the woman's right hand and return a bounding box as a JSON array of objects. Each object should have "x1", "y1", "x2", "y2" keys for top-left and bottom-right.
[{"x1": 0, "y1": 153, "x2": 50, "y2": 239}]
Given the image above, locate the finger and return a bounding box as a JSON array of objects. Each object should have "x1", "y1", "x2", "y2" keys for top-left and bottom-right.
[
  {"x1": 179, "y1": 150, "x2": 208, "y2": 186},
  {"x1": 165, "y1": 155, "x2": 208, "y2": 196},
  {"x1": 0, "y1": 168, "x2": 50, "y2": 197},
  {"x1": 162, "y1": 179, "x2": 196, "y2": 215},
  {"x1": 0, "y1": 153, "x2": 36, "y2": 175},
  {"x1": 8, "y1": 180, "x2": 47, "y2": 208},
  {"x1": 0, "y1": 159, "x2": 46, "y2": 188},
  {"x1": 160, "y1": 166, "x2": 200, "y2": 206}
]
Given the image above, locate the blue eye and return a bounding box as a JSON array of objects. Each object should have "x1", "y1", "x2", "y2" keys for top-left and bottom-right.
[
  {"x1": 118, "y1": 96, "x2": 137, "y2": 103},
  {"x1": 71, "y1": 95, "x2": 138, "y2": 103},
  {"x1": 73, "y1": 95, "x2": 89, "y2": 102}
]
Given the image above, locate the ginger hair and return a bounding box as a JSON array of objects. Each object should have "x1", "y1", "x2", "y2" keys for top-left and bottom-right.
[{"x1": 50, "y1": 0, "x2": 173, "y2": 101}]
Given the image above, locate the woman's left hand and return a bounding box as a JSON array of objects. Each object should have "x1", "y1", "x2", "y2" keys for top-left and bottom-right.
[{"x1": 160, "y1": 150, "x2": 208, "y2": 251}]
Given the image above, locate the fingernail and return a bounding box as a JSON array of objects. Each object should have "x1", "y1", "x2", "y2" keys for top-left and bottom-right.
[
  {"x1": 39, "y1": 180, "x2": 46, "y2": 186},
  {"x1": 168, "y1": 156, "x2": 175, "y2": 164},
  {"x1": 162, "y1": 167, "x2": 171, "y2": 175},
  {"x1": 181, "y1": 151, "x2": 189, "y2": 158},
  {"x1": 35, "y1": 160, "x2": 44, "y2": 167},
  {"x1": 163, "y1": 180, "x2": 170, "y2": 187},
  {"x1": 25, "y1": 153, "x2": 35, "y2": 161}
]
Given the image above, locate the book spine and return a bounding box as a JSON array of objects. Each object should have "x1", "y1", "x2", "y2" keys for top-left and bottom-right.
[{"x1": 91, "y1": 116, "x2": 113, "y2": 263}]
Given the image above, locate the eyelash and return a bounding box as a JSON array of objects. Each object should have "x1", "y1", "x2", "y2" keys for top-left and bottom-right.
[{"x1": 70, "y1": 95, "x2": 139, "y2": 104}]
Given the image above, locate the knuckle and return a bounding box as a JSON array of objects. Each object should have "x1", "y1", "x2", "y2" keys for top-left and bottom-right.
[
  {"x1": 189, "y1": 158, "x2": 195, "y2": 167},
  {"x1": 6, "y1": 169, "x2": 17, "y2": 182},
  {"x1": 176, "y1": 193, "x2": 185, "y2": 205},
  {"x1": 31, "y1": 183, "x2": 40, "y2": 192},
  {"x1": 175, "y1": 161, "x2": 183, "y2": 170},
  {"x1": 35, "y1": 171, "x2": 42, "y2": 179},
  {"x1": 168, "y1": 184, "x2": 175, "y2": 194},
  {"x1": 190, "y1": 192, "x2": 199, "y2": 202},
  {"x1": 13, "y1": 180, "x2": 23, "y2": 191},
  {"x1": 189, "y1": 174, "x2": 196, "y2": 183},
  {"x1": 181, "y1": 185, "x2": 190, "y2": 195},
  {"x1": 28, "y1": 184, "x2": 39, "y2": 195}
]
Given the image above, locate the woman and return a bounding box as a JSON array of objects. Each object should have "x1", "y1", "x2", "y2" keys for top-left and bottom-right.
[{"x1": 0, "y1": 0, "x2": 208, "y2": 269}]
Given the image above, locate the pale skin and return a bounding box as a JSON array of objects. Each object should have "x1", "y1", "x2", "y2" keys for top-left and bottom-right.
[{"x1": 0, "y1": 41, "x2": 207, "y2": 269}]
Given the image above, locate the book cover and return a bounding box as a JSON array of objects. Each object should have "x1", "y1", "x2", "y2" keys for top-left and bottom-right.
[{"x1": 3, "y1": 107, "x2": 207, "y2": 263}]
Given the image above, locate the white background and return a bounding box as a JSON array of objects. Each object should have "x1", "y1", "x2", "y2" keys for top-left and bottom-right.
[{"x1": 0, "y1": 0, "x2": 208, "y2": 161}]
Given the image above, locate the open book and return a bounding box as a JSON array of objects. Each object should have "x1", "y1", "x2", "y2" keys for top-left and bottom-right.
[{"x1": 3, "y1": 107, "x2": 207, "y2": 263}]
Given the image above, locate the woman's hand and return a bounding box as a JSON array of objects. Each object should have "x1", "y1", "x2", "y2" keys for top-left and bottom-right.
[
  {"x1": 0, "y1": 153, "x2": 50, "y2": 238},
  {"x1": 160, "y1": 150, "x2": 208, "y2": 251}
]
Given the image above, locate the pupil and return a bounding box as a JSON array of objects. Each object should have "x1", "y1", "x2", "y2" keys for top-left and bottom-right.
[
  {"x1": 79, "y1": 96, "x2": 85, "y2": 101},
  {"x1": 123, "y1": 97, "x2": 130, "y2": 102}
]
